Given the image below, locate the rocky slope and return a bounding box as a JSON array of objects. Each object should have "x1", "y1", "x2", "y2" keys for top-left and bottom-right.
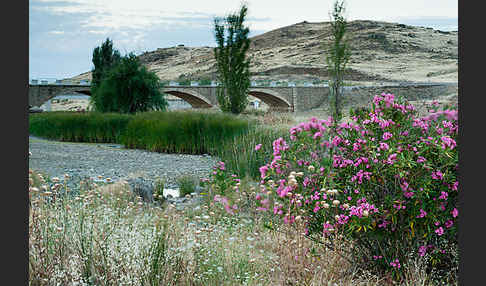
[{"x1": 71, "y1": 20, "x2": 458, "y2": 84}]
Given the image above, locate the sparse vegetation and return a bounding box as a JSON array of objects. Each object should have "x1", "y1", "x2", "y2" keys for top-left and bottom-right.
[{"x1": 30, "y1": 167, "x2": 442, "y2": 285}]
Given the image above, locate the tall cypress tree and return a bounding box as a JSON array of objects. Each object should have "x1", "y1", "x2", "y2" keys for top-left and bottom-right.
[{"x1": 213, "y1": 4, "x2": 251, "y2": 114}]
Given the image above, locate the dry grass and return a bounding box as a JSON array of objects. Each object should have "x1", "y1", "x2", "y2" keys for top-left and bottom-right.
[{"x1": 28, "y1": 169, "x2": 444, "y2": 285}]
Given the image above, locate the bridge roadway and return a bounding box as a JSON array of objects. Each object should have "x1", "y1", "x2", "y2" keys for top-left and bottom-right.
[{"x1": 28, "y1": 82, "x2": 458, "y2": 112}]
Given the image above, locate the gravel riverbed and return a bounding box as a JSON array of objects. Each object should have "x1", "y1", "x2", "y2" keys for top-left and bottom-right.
[{"x1": 28, "y1": 135, "x2": 219, "y2": 190}]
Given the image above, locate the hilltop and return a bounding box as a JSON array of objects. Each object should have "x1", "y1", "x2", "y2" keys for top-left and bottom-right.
[{"x1": 71, "y1": 20, "x2": 457, "y2": 84}]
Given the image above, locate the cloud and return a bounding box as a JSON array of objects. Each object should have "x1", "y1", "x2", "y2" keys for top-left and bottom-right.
[{"x1": 48, "y1": 30, "x2": 64, "y2": 34}]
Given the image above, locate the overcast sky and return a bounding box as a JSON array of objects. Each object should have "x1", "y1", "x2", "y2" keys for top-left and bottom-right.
[{"x1": 29, "y1": 0, "x2": 458, "y2": 79}]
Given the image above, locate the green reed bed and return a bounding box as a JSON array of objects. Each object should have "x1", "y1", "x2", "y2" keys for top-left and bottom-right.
[
  {"x1": 120, "y1": 111, "x2": 253, "y2": 154},
  {"x1": 29, "y1": 112, "x2": 132, "y2": 143},
  {"x1": 29, "y1": 110, "x2": 254, "y2": 154}
]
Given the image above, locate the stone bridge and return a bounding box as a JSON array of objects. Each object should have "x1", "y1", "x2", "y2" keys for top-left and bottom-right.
[
  {"x1": 29, "y1": 83, "x2": 458, "y2": 112},
  {"x1": 28, "y1": 84, "x2": 92, "y2": 108}
]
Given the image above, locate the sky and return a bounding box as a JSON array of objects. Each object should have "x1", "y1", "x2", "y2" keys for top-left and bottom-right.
[{"x1": 29, "y1": 0, "x2": 458, "y2": 79}]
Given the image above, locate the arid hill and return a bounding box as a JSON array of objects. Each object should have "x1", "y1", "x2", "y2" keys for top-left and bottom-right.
[{"x1": 71, "y1": 20, "x2": 457, "y2": 84}]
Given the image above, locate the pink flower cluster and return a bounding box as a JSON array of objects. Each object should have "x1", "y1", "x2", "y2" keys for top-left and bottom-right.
[{"x1": 389, "y1": 259, "x2": 401, "y2": 269}]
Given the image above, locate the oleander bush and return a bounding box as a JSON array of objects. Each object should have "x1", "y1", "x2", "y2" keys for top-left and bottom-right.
[{"x1": 254, "y1": 93, "x2": 458, "y2": 282}]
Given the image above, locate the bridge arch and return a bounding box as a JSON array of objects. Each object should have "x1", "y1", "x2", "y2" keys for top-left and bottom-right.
[
  {"x1": 248, "y1": 89, "x2": 291, "y2": 111},
  {"x1": 163, "y1": 89, "x2": 213, "y2": 108},
  {"x1": 28, "y1": 85, "x2": 92, "y2": 107}
]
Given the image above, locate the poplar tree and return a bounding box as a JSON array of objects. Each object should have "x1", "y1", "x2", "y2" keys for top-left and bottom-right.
[
  {"x1": 213, "y1": 4, "x2": 251, "y2": 114},
  {"x1": 326, "y1": 1, "x2": 351, "y2": 124},
  {"x1": 91, "y1": 38, "x2": 121, "y2": 89}
]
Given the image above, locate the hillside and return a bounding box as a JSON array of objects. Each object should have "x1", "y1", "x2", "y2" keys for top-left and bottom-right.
[{"x1": 71, "y1": 20, "x2": 458, "y2": 84}]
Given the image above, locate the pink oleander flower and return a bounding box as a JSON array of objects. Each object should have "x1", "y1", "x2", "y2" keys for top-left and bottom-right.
[
  {"x1": 385, "y1": 153, "x2": 397, "y2": 165},
  {"x1": 255, "y1": 144, "x2": 262, "y2": 151},
  {"x1": 417, "y1": 156, "x2": 426, "y2": 163},
  {"x1": 452, "y1": 208, "x2": 458, "y2": 218},
  {"x1": 382, "y1": 132, "x2": 393, "y2": 141},
  {"x1": 431, "y1": 170, "x2": 443, "y2": 180},
  {"x1": 418, "y1": 245, "x2": 428, "y2": 257},
  {"x1": 313, "y1": 132, "x2": 322, "y2": 139},
  {"x1": 440, "y1": 136, "x2": 456, "y2": 150},
  {"x1": 416, "y1": 208, "x2": 427, "y2": 218},
  {"x1": 259, "y1": 165, "x2": 269, "y2": 179},
  {"x1": 439, "y1": 191, "x2": 448, "y2": 200},
  {"x1": 379, "y1": 142, "x2": 389, "y2": 150},
  {"x1": 435, "y1": 227, "x2": 444, "y2": 236},
  {"x1": 445, "y1": 220, "x2": 454, "y2": 228},
  {"x1": 390, "y1": 259, "x2": 401, "y2": 269}
]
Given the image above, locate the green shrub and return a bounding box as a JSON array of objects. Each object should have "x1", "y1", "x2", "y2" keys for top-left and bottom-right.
[{"x1": 176, "y1": 175, "x2": 198, "y2": 197}]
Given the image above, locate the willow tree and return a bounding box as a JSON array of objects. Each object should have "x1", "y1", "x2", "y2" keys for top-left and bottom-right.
[
  {"x1": 213, "y1": 4, "x2": 251, "y2": 114},
  {"x1": 326, "y1": 0, "x2": 351, "y2": 124}
]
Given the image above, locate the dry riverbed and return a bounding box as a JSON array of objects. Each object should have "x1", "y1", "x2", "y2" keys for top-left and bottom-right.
[{"x1": 28, "y1": 135, "x2": 219, "y2": 190}]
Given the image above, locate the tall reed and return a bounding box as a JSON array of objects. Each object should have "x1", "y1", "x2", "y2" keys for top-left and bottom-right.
[
  {"x1": 29, "y1": 111, "x2": 131, "y2": 143},
  {"x1": 214, "y1": 126, "x2": 289, "y2": 179}
]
